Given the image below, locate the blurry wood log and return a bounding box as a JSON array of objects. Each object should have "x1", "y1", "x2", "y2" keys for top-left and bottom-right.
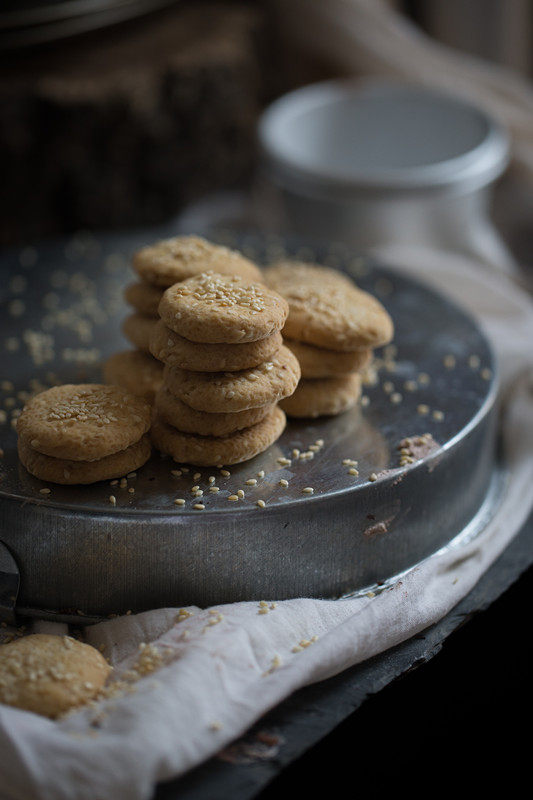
[{"x1": 0, "y1": 3, "x2": 264, "y2": 244}]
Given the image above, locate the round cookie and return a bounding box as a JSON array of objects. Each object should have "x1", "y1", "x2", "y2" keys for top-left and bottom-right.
[
  {"x1": 280, "y1": 374, "x2": 362, "y2": 418},
  {"x1": 265, "y1": 261, "x2": 394, "y2": 351},
  {"x1": 164, "y1": 345, "x2": 300, "y2": 413},
  {"x1": 151, "y1": 406, "x2": 286, "y2": 466},
  {"x1": 0, "y1": 634, "x2": 111, "y2": 718},
  {"x1": 133, "y1": 235, "x2": 262, "y2": 288},
  {"x1": 122, "y1": 313, "x2": 159, "y2": 353},
  {"x1": 103, "y1": 350, "x2": 163, "y2": 403},
  {"x1": 285, "y1": 339, "x2": 372, "y2": 379},
  {"x1": 155, "y1": 387, "x2": 274, "y2": 436},
  {"x1": 17, "y1": 384, "x2": 151, "y2": 462},
  {"x1": 124, "y1": 282, "x2": 164, "y2": 316},
  {"x1": 150, "y1": 319, "x2": 283, "y2": 372},
  {"x1": 159, "y1": 272, "x2": 288, "y2": 344},
  {"x1": 18, "y1": 434, "x2": 151, "y2": 484}
]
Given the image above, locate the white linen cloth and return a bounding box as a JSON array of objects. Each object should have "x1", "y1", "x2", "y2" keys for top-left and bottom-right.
[{"x1": 0, "y1": 246, "x2": 532, "y2": 800}]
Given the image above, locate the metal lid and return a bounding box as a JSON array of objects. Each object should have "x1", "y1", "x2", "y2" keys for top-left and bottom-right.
[{"x1": 258, "y1": 81, "x2": 510, "y2": 197}]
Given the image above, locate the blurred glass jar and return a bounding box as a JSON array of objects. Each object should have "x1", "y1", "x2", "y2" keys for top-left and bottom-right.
[{"x1": 255, "y1": 81, "x2": 511, "y2": 266}]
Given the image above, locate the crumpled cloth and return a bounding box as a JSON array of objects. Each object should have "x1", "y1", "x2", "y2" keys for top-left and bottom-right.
[{"x1": 0, "y1": 247, "x2": 532, "y2": 800}]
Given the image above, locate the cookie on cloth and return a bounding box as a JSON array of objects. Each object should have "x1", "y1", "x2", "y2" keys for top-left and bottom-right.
[
  {"x1": 158, "y1": 272, "x2": 288, "y2": 344},
  {"x1": 285, "y1": 339, "x2": 372, "y2": 379},
  {"x1": 123, "y1": 282, "x2": 164, "y2": 317},
  {"x1": 122, "y1": 313, "x2": 159, "y2": 354},
  {"x1": 151, "y1": 406, "x2": 286, "y2": 466},
  {"x1": 133, "y1": 235, "x2": 262, "y2": 288},
  {"x1": 164, "y1": 345, "x2": 300, "y2": 413},
  {"x1": 264, "y1": 261, "x2": 393, "y2": 351},
  {"x1": 18, "y1": 434, "x2": 151, "y2": 484},
  {"x1": 0, "y1": 634, "x2": 111, "y2": 718},
  {"x1": 155, "y1": 387, "x2": 274, "y2": 436},
  {"x1": 103, "y1": 350, "x2": 163, "y2": 403},
  {"x1": 150, "y1": 320, "x2": 283, "y2": 372},
  {"x1": 280, "y1": 374, "x2": 362, "y2": 418},
  {"x1": 17, "y1": 384, "x2": 151, "y2": 461}
]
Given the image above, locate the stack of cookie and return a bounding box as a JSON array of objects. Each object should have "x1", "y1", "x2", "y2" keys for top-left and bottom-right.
[
  {"x1": 150, "y1": 271, "x2": 300, "y2": 466},
  {"x1": 104, "y1": 235, "x2": 263, "y2": 403},
  {"x1": 17, "y1": 384, "x2": 152, "y2": 484},
  {"x1": 265, "y1": 262, "x2": 394, "y2": 418}
]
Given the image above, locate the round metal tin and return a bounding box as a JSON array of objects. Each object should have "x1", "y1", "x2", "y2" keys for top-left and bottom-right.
[{"x1": 0, "y1": 231, "x2": 499, "y2": 615}]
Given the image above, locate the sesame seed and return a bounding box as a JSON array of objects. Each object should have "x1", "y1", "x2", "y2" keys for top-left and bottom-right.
[
  {"x1": 245, "y1": 479, "x2": 257, "y2": 486},
  {"x1": 237, "y1": 489, "x2": 245, "y2": 499},
  {"x1": 208, "y1": 476, "x2": 216, "y2": 483},
  {"x1": 432, "y1": 410, "x2": 444, "y2": 421},
  {"x1": 109, "y1": 495, "x2": 116, "y2": 506},
  {"x1": 277, "y1": 457, "x2": 291, "y2": 466},
  {"x1": 174, "y1": 498, "x2": 185, "y2": 506},
  {"x1": 220, "y1": 469, "x2": 230, "y2": 477},
  {"x1": 417, "y1": 404, "x2": 430, "y2": 416},
  {"x1": 390, "y1": 392, "x2": 402, "y2": 404},
  {"x1": 481, "y1": 368, "x2": 492, "y2": 380},
  {"x1": 403, "y1": 380, "x2": 417, "y2": 392},
  {"x1": 292, "y1": 449, "x2": 300, "y2": 458},
  {"x1": 39, "y1": 487, "x2": 51, "y2": 495},
  {"x1": 257, "y1": 500, "x2": 266, "y2": 508},
  {"x1": 209, "y1": 486, "x2": 220, "y2": 493},
  {"x1": 348, "y1": 468, "x2": 359, "y2": 476},
  {"x1": 443, "y1": 355, "x2": 456, "y2": 369},
  {"x1": 383, "y1": 381, "x2": 394, "y2": 394},
  {"x1": 279, "y1": 479, "x2": 288, "y2": 487},
  {"x1": 418, "y1": 373, "x2": 430, "y2": 385},
  {"x1": 193, "y1": 472, "x2": 201, "y2": 481},
  {"x1": 302, "y1": 487, "x2": 314, "y2": 494},
  {"x1": 257, "y1": 470, "x2": 265, "y2": 478},
  {"x1": 361, "y1": 395, "x2": 370, "y2": 407},
  {"x1": 369, "y1": 473, "x2": 378, "y2": 482},
  {"x1": 171, "y1": 470, "x2": 182, "y2": 477},
  {"x1": 342, "y1": 459, "x2": 357, "y2": 466},
  {"x1": 191, "y1": 485, "x2": 200, "y2": 492},
  {"x1": 468, "y1": 354, "x2": 481, "y2": 369},
  {"x1": 228, "y1": 494, "x2": 238, "y2": 501},
  {"x1": 193, "y1": 503, "x2": 205, "y2": 510}
]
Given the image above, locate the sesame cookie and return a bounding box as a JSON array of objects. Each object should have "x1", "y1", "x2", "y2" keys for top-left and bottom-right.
[
  {"x1": 123, "y1": 282, "x2": 164, "y2": 317},
  {"x1": 17, "y1": 384, "x2": 151, "y2": 461},
  {"x1": 0, "y1": 634, "x2": 111, "y2": 718},
  {"x1": 102, "y1": 350, "x2": 163, "y2": 403},
  {"x1": 18, "y1": 434, "x2": 151, "y2": 484},
  {"x1": 155, "y1": 387, "x2": 274, "y2": 436},
  {"x1": 122, "y1": 313, "x2": 159, "y2": 353},
  {"x1": 280, "y1": 374, "x2": 362, "y2": 418},
  {"x1": 265, "y1": 261, "x2": 394, "y2": 351},
  {"x1": 158, "y1": 272, "x2": 288, "y2": 344},
  {"x1": 133, "y1": 235, "x2": 262, "y2": 288},
  {"x1": 150, "y1": 320, "x2": 283, "y2": 372},
  {"x1": 285, "y1": 339, "x2": 372, "y2": 379},
  {"x1": 151, "y1": 406, "x2": 286, "y2": 466},
  {"x1": 164, "y1": 345, "x2": 300, "y2": 413}
]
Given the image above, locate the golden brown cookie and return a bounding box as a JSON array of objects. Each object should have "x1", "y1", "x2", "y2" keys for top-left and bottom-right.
[
  {"x1": 158, "y1": 272, "x2": 288, "y2": 344},
  {"x1": 151, "y1": 406, "x2": 286, "y2": 466},
  {"x1": 18, "y1": 434, "x2": 151, "y2": 484},
  {"x1": 17, "y1": 384, "x2": 151, "y2": 461},
  {"x1": 123, "y1": 281, "x2": 164, "y2": 316},
  {"x1": 150, "y1": 319, "x2": 283, "y2": 372},
  {"x1": 155, "y1": 387, "x2": 274, "y2": 436},
  {"x1": 164, "y1": 345, "x2": 300, "y2": 413},
  {"x1": 0, "y1": 634, "x2": 111, "y2": 718},
  {"x1": 280, "y1": 374, "x2": 361, "y2": 418},
  {"x1": 102, "y1": 350, "x2": 163, "y2": 403},
  {"x1": 265, "y1": 261, "x2": 394, "y2": 351},
  {"x1": 284, "y1": 339, "x2": 372, "y2": 379},
  {"x1": 122, "y1": 313, "x2": 159, "y2": 353},
  {"x1": 133, "y1": 235, "x2": 262, "y2": 287}
]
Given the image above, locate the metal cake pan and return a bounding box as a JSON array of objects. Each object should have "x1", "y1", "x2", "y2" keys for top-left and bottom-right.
[{"x1": 0, "y1": 230, "x2": 499, "y2": 617}]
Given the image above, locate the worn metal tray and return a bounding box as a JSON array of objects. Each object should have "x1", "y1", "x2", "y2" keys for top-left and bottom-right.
[{"x1": 0, "y1": 230, "x2": 499, "y2": 618}]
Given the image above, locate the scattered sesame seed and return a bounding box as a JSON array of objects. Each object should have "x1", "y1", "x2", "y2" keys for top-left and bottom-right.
[
  {"x1": 342, "y1": 459, "x2": 358, "y2": 466},
  {"x1": 257, "y1": 470, "x2": 265, "y2": 478},
  {"x1": 432, "y1": 410, "x2": 444, "y2": 421},
  {"x1": 109, "y1": 495, "x2": 116, "y2": 506},
  {"x1": 193, "y1": 472, "x2": 201, "y2": 481},
  {"x1": 209, "y1": 721, "x2": 223, "y2": 731},
  {"x1": 390, "y1": 392, "x2": 402, "y2": 404},
  {"x1": 443, "y1": 355, "x2": 456, "y2": 369},
  {"x1": 468, "y1": 354, "x2": 481, "y2": 369},
  {"x1": 292, "y1": 448, "x2": 300, "y2": 458},
  {"x1": 369, "y1": 473, "x2": 378, "y2": 482},
  {"x1": 257, "y1": 499, "x2": 266, "y2": 508},
  {"x1": 418, "y1": 373, "x2": 430, "y2": 385},
  {"x1": 383, "y1": 381, "x2": 394, "y2": 394},
  {"x1": 417, "y1": 404, "x2": 430, "y2": 416},
  {"x1": 209, "y1": 486, "x2": 220, "y2": 493},
  {"x1": 39, "y1": 487, "x2": 51, "y2": 495},
  {"x1": 174, "y1": 498, "x2": 185, "y2": 506},
  {"x1": 220, "y1": 469, "x2": 230, "y2": 477},
  {"x1": 361, "y1": 395, "x2": 370, "y2": 407},
  {"x1": 302, "y1": 487, "x2": 314, "y2": 494},
  {"x1": 348, "y1": 467, "x2": 359, "y2": 476},
  {"x1": 193, "y1": 503, "x2": 205, "y2": 510},
  {"x1": 403, "y1": 380, "x2": 417, "y2": 392},
  {"x1": 208, "y1": 476, "x2": 216, "y2": 483},
  {"x1": 481, "y1": 367, "x2": 492, "y2": 380},
  {"x1": 316, "y1": 439, "x2": 324, "y2": 447},
  {"x1": 228, "y1": 494, "x2": 238, "y2": 501},
  {"x1": 237, "y1": 489, "x2": 245, "y2": 499},
  {"x1": 279, "y1": 479, "x2": 288, "y2": 487},
  {"x1": 191, "y1": 485, "x2": 200, "y2": 492},
  {"x1": 171, "y1": 470, "x2": 182, "y2": 477},
  {"x1": 245, "y1": 479, "x2": 257, "y2": 486},
  {"x1": 277, "y1": 457, "x2": 291, "y2": 466}
]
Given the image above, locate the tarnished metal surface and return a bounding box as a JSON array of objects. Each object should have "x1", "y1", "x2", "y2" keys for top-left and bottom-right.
[{"x1": 0, "y1": 230, "x2": 498, "y2": 614}]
